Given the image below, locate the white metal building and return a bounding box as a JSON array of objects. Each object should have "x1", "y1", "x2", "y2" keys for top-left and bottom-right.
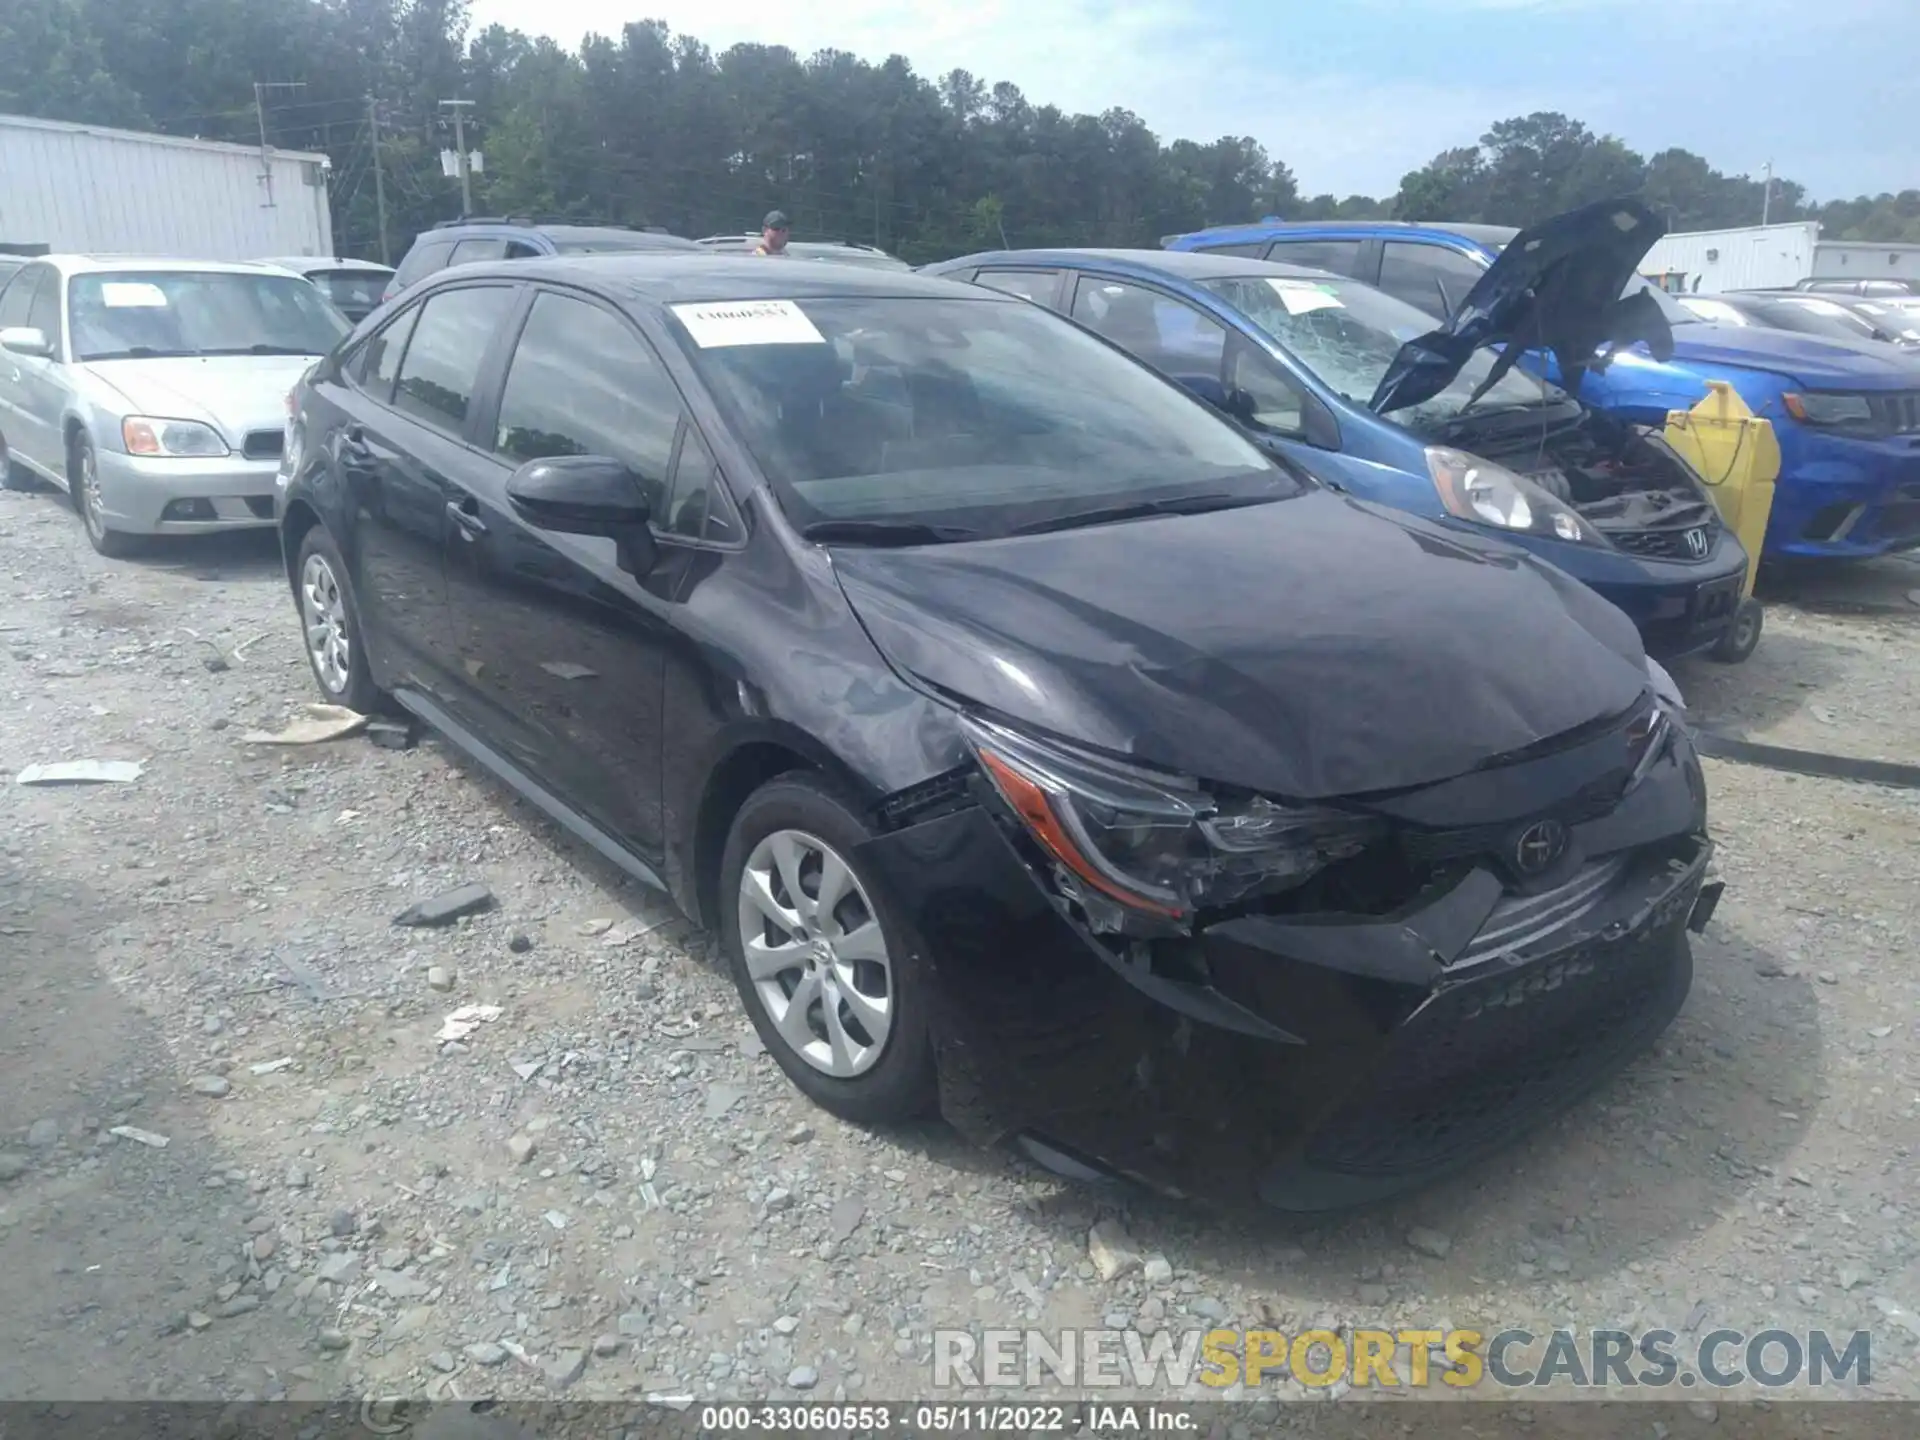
[
  {"x1": 0, "y1": 112, "x2": 333, "y2": 260},
  {"x1": 1640, "y1": 219, "x2": 1920, "y2": 293}
]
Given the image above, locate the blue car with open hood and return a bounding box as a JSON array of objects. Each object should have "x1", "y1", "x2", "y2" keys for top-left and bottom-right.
[
  {"x1": 930, "y1": 199, "x2": 1757, "y2": 662},
  {"x1": 1163, "y1": 207, "x2": 1920, "y2": 562}
]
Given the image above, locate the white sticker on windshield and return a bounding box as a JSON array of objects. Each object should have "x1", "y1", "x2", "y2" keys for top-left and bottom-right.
[
  {"x1": 100, "y1": 282, "x2": 169, "y2": 308},
  {"x1": 670, "y1": 299, "x2": 824, "y2": 348},
  {"x1": 1264, "y1": 279, "x2": 1343, "y2": 316}
]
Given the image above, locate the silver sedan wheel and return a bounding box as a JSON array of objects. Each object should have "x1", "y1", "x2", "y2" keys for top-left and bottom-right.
[
  {"x1": 736, "y1": 829, "x2": 894, "y2": 1078},
  {"x1": 300, "y1": 551, "x2": 353, "y2": 695}
]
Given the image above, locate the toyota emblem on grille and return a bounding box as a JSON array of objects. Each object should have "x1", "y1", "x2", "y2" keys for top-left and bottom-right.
[
  {"x1": 1511, "y1": 819, "x2": 1569, "y2": 876},
  {"x1": 1684, "y1": 528, "x2": 1709, "y2": 558}
]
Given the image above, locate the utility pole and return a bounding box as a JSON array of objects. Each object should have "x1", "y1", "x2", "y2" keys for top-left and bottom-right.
[
  {"x1": 439, "y1": 99, "x2": 476, "y2": 217},
  {"x1": 253, "y1": 80, "x2": 306, "y2": 207},
  {"x1": 1761, "y1": 160, "x2": 1773, "y2": 226},
  {"x1": 367, "y1": 95, "x2": 390, "y2": 264}
]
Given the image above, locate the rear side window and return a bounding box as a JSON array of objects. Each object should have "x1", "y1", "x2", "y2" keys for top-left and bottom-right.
[
  {"x1": 449, "y1": 238, "x2": 509, "y2": 265},
  {"x1": 972, "y1": 269, "x2": 1059, "y2": 305},
  {"x1": 391, "y1": 286, "x2": 516, "y2": 434},
  {"x1": 1195, "y1": 242, "x2": 1269, "y2": 259},
  {"x1": 392, "y1": 239, "x2": 454, "y2": 290},
  {"x1": 354, "y1": 305, "x2": 420, "y2": 401},
  {"x1": 505, "y1": 240, "x2": 544, "y2": 260},
  {"x1": 492, "y1": 291, "x2": 683, "y2": 512},
  {"x1": 1378, "y1": 241, "x2": 1486, "y2": 318},
  {"x1": 1070, "y1": 276, "x2": 1228, "y2": 376},
  {"x1": 0, "y1": 267, "x2": 42, "y2": 329},
  {"x1": 1263, "y1": 237, "x2": 1364, "y2": 278}
]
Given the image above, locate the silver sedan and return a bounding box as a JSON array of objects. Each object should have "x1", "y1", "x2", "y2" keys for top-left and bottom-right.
[{"x1": 0, "y1": 256, "x2": 349, "y2": 556}]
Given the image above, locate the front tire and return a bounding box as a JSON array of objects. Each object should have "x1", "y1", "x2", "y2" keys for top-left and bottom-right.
[
  {"x1": 720, "y1": 774, "x2": 937, "y2": 1125},
  {"x1": 70, "y1": 434, "x2": 142, "y2": 557},
  {"x1": 295, "y1": 526, "x2": 383, "y2": 713},
  {"x1": 1709, "y1": 597, "x2": 1762, "y2": 664}
]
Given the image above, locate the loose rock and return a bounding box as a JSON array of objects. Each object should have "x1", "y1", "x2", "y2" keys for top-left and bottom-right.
[
  {"x1": 1406, "y1": 1227, "x2": 1452, "y2": 1260},
  {"x1": 427, "y1": 965, "x2": 455, "y2": 993},
  {"x1": 788, "y1": 1365, "x2": 819, "y2": 1390},
  {"x1": 542, "y1": 1349, "x2": 587, "y2": 1390},
  {"x1": 1088, "y1": 1220, "x2": 1143, "y2": 1281}
]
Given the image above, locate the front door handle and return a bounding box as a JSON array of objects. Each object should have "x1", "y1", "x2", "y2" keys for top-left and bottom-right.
[{"x1": 446, "y1": 496, "x2": 488, "y2": 538}]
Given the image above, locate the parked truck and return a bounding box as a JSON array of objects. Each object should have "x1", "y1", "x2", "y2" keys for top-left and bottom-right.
[{"x1": 0, "y1": 112, "x2": 332, "y2": 260}]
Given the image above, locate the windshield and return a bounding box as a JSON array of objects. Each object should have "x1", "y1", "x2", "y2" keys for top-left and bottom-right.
[
  {"x1": 1762, "y1": 300, "x2": 1879, "y2": 342},
  {"x1": 673, "y1": 295, "x2": 1296, "y2": 537},
  {"x1": 1197, "y1": 273, "x2": 1565, "y2": 427},
  {"x1": 68, "y1": 270, "x2": 349, "y2": 361}
]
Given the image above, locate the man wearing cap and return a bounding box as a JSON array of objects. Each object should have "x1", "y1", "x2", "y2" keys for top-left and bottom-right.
[{"x1": 754, "y1": 211, "x2": 791, "y2": 256}]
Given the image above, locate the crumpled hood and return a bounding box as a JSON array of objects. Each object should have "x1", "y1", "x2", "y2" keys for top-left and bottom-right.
[
  {"x1": 830, "y1": 491, "x2": 1650, "y2": 800},
  {"x1": 1373, "y1": 197, "x2": 1672, "y2": 417},
  {"x1": 81, "y1": 356, "x2": 316, "y2": 440},
  {"x1": 1670, "y1": 321, "x2": 1920, "y2": 388}
]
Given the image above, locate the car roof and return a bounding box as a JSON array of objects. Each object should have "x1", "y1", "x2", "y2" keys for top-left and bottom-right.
[
  {"x1": 938, "y1": 247, "x2": 1338, "y2": 284},
  {"x1": 36, "y1": 255, "x2": 314, "y2": 278},
  {"x1": 1166, "y1": 219, "x2": 1520, "y2": 248},
  {"x1": 447, "y1": 253, "x2": 994, "y2": 303},
  {"x1": 421, "y1": 221, "x2": 703, "y2": 251},
  {"x1": 258, "y1": 256, "x2": 394, "y2": 275}
]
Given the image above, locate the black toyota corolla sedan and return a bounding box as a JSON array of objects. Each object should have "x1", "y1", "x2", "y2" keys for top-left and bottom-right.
[{"x1": 275, "y1": 255, "x2": 1721, "y2": 1211}]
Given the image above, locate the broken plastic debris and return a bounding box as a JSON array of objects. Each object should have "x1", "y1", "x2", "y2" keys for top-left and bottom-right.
[
  {"x1": 108, "y1": 1125, "x2": 170, "y2": 1148},
  {"x1": 242, "y1": 704, "x2": 368, "y2": 745},
  {"x1": 435, "y1": 1004, "x2": 503, "y2": 1042},
  {"x1": 249, "y1": 1057, "x2": 295, "y2": 1075},
  {"x1": 16, "y1": 759, "x2": 143, "y2": 786},
  {"x1": 510, "y1": 1059, "x2": 544, "y2": 1081},
  {"x1": 539, "y1": 661, "x2": 598, "y2": 681},
  {"x1": 603, "y1": 916, "x2": 672, "y2": 947},
  {"x1": 392, "y1": 882, "x2": 496, "y2": 928}
]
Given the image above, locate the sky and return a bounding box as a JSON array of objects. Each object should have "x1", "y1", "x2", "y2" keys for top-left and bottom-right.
[{"x1": 467, "y1": 0, "x2": 1918, "y2": 204}]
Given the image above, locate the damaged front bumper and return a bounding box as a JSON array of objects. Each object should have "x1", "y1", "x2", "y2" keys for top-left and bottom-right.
[{"x1": 856, "y1": 745, "x2": 1717, "y2": 1212}]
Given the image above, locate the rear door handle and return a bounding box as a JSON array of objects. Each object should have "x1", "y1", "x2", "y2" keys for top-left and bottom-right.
[{"x1": 446, "y1": 496, "x2": 488, "y2": 538}]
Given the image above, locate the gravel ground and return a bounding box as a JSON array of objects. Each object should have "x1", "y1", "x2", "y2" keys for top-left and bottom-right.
[{"x1": 1, "y1": 484, "x2": 1917, "y2": 1417}]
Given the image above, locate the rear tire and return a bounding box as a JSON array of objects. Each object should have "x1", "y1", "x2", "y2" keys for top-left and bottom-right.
[
  {"x1": 295, "y1": 526, "x2": 384, "y2": 714},
  {"x1": 719, "y1": 773, "x2": 937, "y2": 1126},
  {"x1": 1708, "y1": 597, "x2": 1762, "y2": 664},
  {"x1": 70, "y1": 434, "x2": 142, "y2": 557}
]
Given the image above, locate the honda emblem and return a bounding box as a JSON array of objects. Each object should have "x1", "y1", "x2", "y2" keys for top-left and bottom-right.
[{"x1": 1684, "y1": 528, "x2": 1709, "y2": 558}]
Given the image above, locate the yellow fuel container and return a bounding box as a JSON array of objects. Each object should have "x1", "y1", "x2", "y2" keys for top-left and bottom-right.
[{"x1": 1663, "y1": 380, "x2": 1780, "y2": 602}]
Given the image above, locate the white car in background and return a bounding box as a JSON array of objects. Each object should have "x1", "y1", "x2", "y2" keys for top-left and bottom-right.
[
  {"x1": 0, "y1": 256, "x2": 348, "y2": 556},
  {"x1": 256, "y1": 255, "x2": 396, "y2": 325}
]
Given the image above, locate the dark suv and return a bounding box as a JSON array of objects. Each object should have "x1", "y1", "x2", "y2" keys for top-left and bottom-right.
[{"x1": 382, "y1": 218, "x2": 703, "y2": 304}]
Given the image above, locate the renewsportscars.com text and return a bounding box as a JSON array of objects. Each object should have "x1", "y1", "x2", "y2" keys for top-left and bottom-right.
[{"x1": 933, "y1": 1326, "x2": 1872, "y2": 1391}]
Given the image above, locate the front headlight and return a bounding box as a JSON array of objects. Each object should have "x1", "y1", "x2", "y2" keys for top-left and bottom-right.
[
  {"x1": 122, "y1": 416, "x2": 229, "y2": 458},
  {"x1": 1782, "y1": 391, "x2": 1878, "y2": 432},
  {"x1": 1424, "y1": 446, "x2": 1600, "y2": 545},
  {"x1": 962, "y1": 715, "x2": 1385, "y2": 921}
]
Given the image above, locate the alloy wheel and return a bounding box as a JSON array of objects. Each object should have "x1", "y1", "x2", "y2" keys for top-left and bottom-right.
[
  {"x1": 300, "y1": 551, "x2": 353, "y2": 695},
  {"x1": 735, "y1": 828, "x2": 894, "y2": 1078},
  {"x1": 77, "y1": 445, "x2": 107, "y2": 540}
]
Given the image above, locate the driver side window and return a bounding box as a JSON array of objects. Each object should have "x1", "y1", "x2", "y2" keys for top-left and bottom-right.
[{"x1": 1225, "y1": 336, "x2": 1307, "y2": 436}]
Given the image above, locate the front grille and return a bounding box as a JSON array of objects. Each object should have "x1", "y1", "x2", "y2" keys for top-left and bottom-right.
[
  {"x1": 1399, "y1": 775, "x2": 1625, "y2": 870},
  {"x1": 1608, "y1": 522, "x2": 1717, "y2": 561},
  {"x1": 242, "y1": 430, "x2": 285, "y2": 461},
  {"x1": 1873, "y1": 497, "x2": 1920, "y2": 543},
  {"x1": 1451, "y1": 855, "x2": 1629, "y2": 968},
  {"x1": 1867, "y1": 392, "x2": 1920, "y2": 435},
  {"x1": 1302, "y1": 887, "x2": 1695, "y2": 1178}
]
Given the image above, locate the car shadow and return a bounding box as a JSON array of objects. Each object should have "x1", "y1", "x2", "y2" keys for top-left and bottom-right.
[
  {"x1": 0, "y1": 845, "x2": 344, "y2": 1400},
  {"x1": 409, "y1": 708, "x2": 1824, "y2": 1326},
  {"x1": 1669, "y1": 622, "x2": 1855, "y2": 737}
]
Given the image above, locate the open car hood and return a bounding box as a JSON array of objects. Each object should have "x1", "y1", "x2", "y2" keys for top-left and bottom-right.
[{"x1": 1372, "y1": 197, "x2": 1674, "y2": 417}]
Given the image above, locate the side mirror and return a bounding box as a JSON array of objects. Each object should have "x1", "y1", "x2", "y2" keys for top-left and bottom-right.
[
  {"x1": 0, "y1": 327, "x2": 52, "y2": 359},
  {"x1": 506, "y1": 455, "x2": 658, "y2": 576}
]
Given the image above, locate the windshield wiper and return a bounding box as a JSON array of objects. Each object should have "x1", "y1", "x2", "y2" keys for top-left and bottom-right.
[
  {"x1": 80, "y1": 347, "x2": 198, "y2": 361},
  {"x1": 200, "y1": 344, "x2": 323, "y2": 356},
  {"x1": 801, "y1": 519, "x2": 982, "y2": 546},
  {"x1": 1005, "y1": 491, "x2": 1266, "y2": 538}
]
